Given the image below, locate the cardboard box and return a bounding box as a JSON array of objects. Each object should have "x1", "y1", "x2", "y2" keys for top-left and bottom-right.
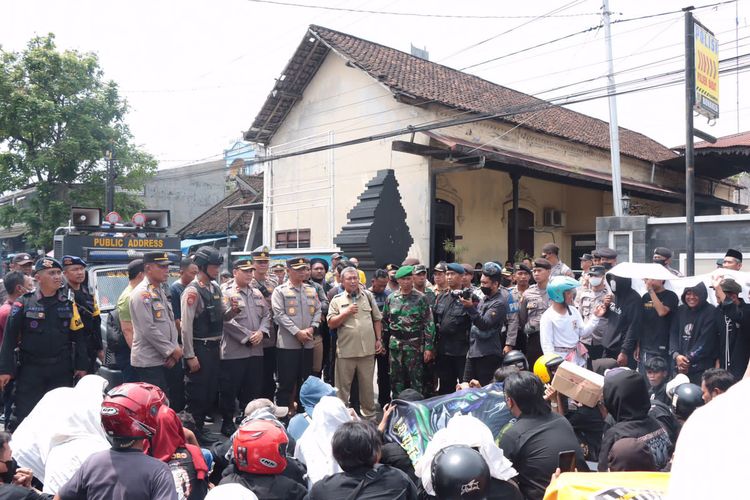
[{"x1": 551, "y1": 361, "x2": 604, "y2": 408}]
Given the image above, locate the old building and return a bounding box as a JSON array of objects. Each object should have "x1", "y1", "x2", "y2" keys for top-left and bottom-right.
[
  {"x1": 244, "y1": 25, "x2": 740, "y2": 269},
  {"x1": 178, "y1": 174, "x2": 263, "y2": 255},
  {"x1": 143, "y1": 160, "x2": 228, "y2": 232}
]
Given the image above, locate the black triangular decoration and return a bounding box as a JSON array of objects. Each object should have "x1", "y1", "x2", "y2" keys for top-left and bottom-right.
[{"x1": 333, "y1": 169, "x2": 413, "y2": 274}]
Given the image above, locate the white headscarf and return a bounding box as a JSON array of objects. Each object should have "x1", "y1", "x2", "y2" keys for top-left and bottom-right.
[
  {"x1": 294, "y1": 396, "x2": 353, "y2": 486},
  {"x1": 11, "y1": 375, "x2": 110, "y2": 491},
  {"x1": 414, "y1": 414, "x2": 517, "y2": 496},
  {"x1": 206, "y1": 483, "x2": 258, "y2": 500}
]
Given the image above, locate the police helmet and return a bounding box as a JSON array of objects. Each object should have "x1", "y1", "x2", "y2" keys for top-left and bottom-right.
[
  {"x1": 193, "y1": 246, "x2": 224, "y2": 269},
  {"x1": 502, "y1": 350, "x2": 529, "y2": 371},
  {"x1": 671, "y1": 383, "x2": 704, "y2": 420},
  {"x1": 431, "y1": 445, "x2": 490, "y2": 500}
]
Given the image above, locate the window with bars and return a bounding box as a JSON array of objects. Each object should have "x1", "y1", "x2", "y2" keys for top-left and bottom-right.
[{"x1": 275, "y1": 229, "x2": 311, "y2": 249}]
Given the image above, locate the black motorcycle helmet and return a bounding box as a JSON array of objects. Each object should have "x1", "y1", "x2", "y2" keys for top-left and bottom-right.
[
  {"x1": 502, "y1": 350, "x2": 529, "y2": 371},
  {"x1": 431, "y1": 445, "x2": 490, "y2": 500},
  {"x1": 192, "y1": 246, "x2": 223, "y2": 272},
  {"x1": 671, "y1": 383, "x2": 704, "y2": 420}
]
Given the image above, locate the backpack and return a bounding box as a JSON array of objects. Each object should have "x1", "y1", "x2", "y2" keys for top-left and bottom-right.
[
  {"x1": 345, "y1": 465, "x2": 411, "y2": 500},
  {"x1": 105, "y1": 307, "x2": 125, "y2": 353}
]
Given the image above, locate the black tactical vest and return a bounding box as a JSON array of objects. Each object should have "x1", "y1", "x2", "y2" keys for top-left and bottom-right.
[{"x1": 188, "y1": 282, "x2": 223, "y2": 338}]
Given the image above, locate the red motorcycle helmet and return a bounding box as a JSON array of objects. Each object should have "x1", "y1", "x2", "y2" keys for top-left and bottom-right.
[
  {"x1": 101, "y1": 382, "x2": 168, "y2": 440},
  {"x1": 233, "y1": 420, "x2": 288, "y2": 475}
]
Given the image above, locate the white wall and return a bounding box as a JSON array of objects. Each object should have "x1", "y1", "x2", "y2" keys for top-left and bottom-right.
[{"x1": 266, "y1": 51, "x2": 439, "y2": 261}]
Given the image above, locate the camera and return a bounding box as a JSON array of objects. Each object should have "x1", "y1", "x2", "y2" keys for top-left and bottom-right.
[{"x1": 451, "y1": 288, "x2": 475, "y2": 301}]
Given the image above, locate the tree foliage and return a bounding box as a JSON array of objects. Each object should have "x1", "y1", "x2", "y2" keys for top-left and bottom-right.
[{"x1": 0, "y1": 34, "x2": 156, "y2": 249}]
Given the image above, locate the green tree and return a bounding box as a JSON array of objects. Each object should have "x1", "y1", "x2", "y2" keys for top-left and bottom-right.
[{"x1": 0, "y1": 34, "x2": 156, "y2": 250}]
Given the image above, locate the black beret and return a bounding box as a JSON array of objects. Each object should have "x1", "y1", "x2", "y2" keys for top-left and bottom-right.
[
  {"x1": 34, "y1": 257, "x2": 62, "y2": 273},
  {"x1": 533, "y1": 258, "x2": 552, "y2": 270}
]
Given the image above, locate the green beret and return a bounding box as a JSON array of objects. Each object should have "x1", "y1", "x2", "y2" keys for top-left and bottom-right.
[{"x1": 395, "y1": 265, "x2": 414, "y2": 279}]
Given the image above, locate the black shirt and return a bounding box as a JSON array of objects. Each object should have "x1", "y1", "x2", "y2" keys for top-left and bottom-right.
[
  {"x1": 220, "y1": 471, "x2": 307, "y2": 500},
  {"x1": 306, "y1": 465, "x2": 417, "y2": 500},
  {"x1": 433, "y1": 292, "x2": 471, "y2": 356},
  {"x1": 640, "y1": 290, "x2": 678, "y2": 355},
  {"x1": 0, "y1": 484, "x2": 52, "y2": 500},
  {"x1": 499, "y1": 412, "x2": 588, "y2": 500}
]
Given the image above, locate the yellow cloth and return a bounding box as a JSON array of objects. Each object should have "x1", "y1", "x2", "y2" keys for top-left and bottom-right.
[
  {"x1": 358, "y1": 269, "x2": 366, "y2": 285},
  {"x1": 70, "y1": 302, "x2": 84, "y2": 331},
  {"x1": 543, "y1": 471, "x2": 670, "y2": 500}
]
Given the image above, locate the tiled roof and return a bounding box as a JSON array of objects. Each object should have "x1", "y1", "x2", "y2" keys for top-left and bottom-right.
[
  {"x1": 695, "y1": 130, "x2": 750, "y2": 150},
  {"x1": 177, "y1": 174, "x2": 263, "y2": 238},
  {"x1": 246, "y1": 25, "x2": 677, "y2": 164}
]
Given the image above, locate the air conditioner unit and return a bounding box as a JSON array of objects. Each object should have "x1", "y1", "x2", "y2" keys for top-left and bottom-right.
[{"x1": 543, "y1": 208, "x2": 566, "y2": 227}]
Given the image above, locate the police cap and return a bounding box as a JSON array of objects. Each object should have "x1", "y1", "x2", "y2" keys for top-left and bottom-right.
[
  {"x1": 12, "y1": 253, "x2": 34, "y2": 265},
  {"x1": 233, "y1": 258, "x2": 254, "y2": 271},
  {"x1": 433, "y1": 262, "x2": 448, "y2": 273},
  {"x1": 143, "y1": 251, "x2": 171, "y2": 265},
  {"x1": 251, "y1": 245, "x2": 271, "y2": 261},
  {"x1": 287, "y1": 257, "x2": 310, "y2": 270},
  {"x1": 514, "y1": 263, "x2": 532, "y2": 275}
]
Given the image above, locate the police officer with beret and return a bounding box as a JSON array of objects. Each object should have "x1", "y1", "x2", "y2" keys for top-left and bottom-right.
[
  {"x1": 181, "y1": 246, "x2": 239, "y2": 441},
  {"x1": 62, "y1": 255, "x2": 103, "y2": 373},
  {"x1": 129, "y1": 251, "x2": 182, "y2": 394},
  {"x1": 433, "y1": 263, "x2": 472, "y2": 394},
  {"x1": 0, "y1": 257, "x2": 88, "y2": 427},
  {"x1": 272, "y1": 257, "x2": 321, "y2": 412}
]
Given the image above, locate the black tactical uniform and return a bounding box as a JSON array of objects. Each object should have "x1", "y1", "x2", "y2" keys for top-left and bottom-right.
[
  {"x1": 0, "y1": 258, "x2": 87, "y2": 426},
  {"x1": 62, "y1": 255, "x2": 102, "y2": 373},
  {"x1": 181, "y1": 247, "x2": 226, "y2": 434},
  {"x1": 433, "y1": 290, "x2": 471, "y2": 394}
]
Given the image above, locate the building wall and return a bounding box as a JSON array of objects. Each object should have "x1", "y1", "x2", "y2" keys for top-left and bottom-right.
[
  {"x1": 437, "y1": 168, "x2": 608, "y2": 265},
  {"x1": 144, "y1": 160, "x2": 227, "y2": 233},
  {"x1": 261, "y1": 51, "x2": 731, "y2": 264},
  {"x1": 266, "y1": 52, "x2": 437, "y2": 261}
]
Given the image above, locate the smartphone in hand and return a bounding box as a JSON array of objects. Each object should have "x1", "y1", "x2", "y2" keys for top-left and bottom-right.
[{"x1": 558, "y1": 450, "x2": 577, "y2": 473}]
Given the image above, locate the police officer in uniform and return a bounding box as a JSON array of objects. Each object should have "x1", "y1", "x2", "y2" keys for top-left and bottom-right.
[
  {"x1": 62, "y1": 255, "x2": 102, "y2": 373},
  {"x1": 181, "y1": 246, "x2": 239, "y2": 440},
  {"x1": 219, "y1": 258, "x2": 270, "y2": 435},
  {"x1": 0, "y1": 257, "x2": 88, "y2": 427},
  {"x1": 250, "y1": 246, "x2": 279, "y2": 400},
  {"x1": 272, "y1": 257, "x2": 321, "y2": 413},
  {"x1": 129, "y1": 251, "x2": 182, "y2": 395},
  {"x1": 433, "y1": 263, "x2": 471, "y2": 394},
  {"x1": 518, "y1": 258, "x2": 552, "y2": 365}
]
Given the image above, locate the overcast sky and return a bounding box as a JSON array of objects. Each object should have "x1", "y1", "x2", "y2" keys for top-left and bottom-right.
[{"x1": 2, "y1": 0, "x2": 747, "y2": 170}]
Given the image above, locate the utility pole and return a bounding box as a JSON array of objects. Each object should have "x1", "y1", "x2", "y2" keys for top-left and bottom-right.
[
  {"x1": 603, "y1": 0, "x2": 623, "y2": 217},
  {"x1": 684, "y1": 7, "x2": 696, "y2": 276},
  {"x1": 105, "y1": 149, "x2": 115, "y2": 213}
]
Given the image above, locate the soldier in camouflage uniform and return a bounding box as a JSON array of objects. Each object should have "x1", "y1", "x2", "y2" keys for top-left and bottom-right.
[
  {"x1": 382, "y1": 265, "x2": 436, "y2": 398},
  {"x1": 518, "y1": 258, "x2": 552, "y2": 366}
]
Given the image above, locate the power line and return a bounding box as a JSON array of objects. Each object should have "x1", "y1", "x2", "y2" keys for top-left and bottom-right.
[
  {"x1": 442, "y1": 0, "x2": 588, "y2": 61},
  {"x1": 156, "y1": 55, "x2": 750, "y2": 176},
  {"x1": 246, "y1": 0, "x2": 602, "y2": 19},
  {"x1": 460, "y1": 0, "x2": 738, "y2": 72}
]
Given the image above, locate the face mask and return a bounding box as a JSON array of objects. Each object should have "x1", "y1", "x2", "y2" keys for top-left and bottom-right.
[
  {"x1": 609, "y1": 279, "x2": 617, "y2": 292},
  {"x1": 602, "y1": 262, "x2": 613, "y2": 271},
  {"x1": 480, "y1": 286, "x2": 492, "y2": 296},
  {"x1": 590, "y1": 277, "x2": 603, "y2": 287},
  {"x1": 1, "y1": 458, "x2": 17, "y2": 484}
]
